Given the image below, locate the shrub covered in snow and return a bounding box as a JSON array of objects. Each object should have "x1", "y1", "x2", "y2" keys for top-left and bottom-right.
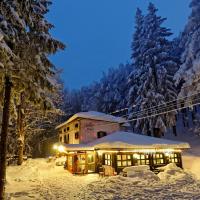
[
  {"x1": 157, "y1": 163, "x2": 194, "y2": 182},
  {"x1": 123, "y1": 165, "x2": 159, "y2": 181}
]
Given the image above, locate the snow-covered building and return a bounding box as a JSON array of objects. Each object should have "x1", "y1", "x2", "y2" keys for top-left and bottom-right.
[
  {"x1": 55, "y1": 112, "x2": 190, "y2": 175},
  {"x1": 55, "y1": 111, "x2": 130, "y2": 144}
]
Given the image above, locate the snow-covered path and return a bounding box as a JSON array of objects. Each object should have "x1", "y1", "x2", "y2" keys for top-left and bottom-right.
[
  {"x1": 6, "y1": 159, "x2": 98, "y2": 200},
  {"x1": 35, "y1": 172, "x2": 98, "y2": 200},
  {"x1": 5, "y1": 158, "x2": 200, "y2": 200}
]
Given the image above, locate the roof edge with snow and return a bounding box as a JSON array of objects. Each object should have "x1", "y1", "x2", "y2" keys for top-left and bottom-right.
[
  {"x1": 62, "y1": 131, "x2": 190, "y2": 151},
  {"x1": 56, "y1": 111, "x2": 127, "y2": 129}
]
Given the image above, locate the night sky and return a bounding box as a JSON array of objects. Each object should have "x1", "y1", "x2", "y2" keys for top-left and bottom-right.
[{"x1": 47, "y1": 0, "x2": 190, "y2": 89}]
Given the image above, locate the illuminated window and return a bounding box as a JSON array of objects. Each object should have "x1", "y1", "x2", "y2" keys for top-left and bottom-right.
[
  {"x1": 135, "y1": 154, "x2": 150, "y2": 165},
  {"x1": 153, "y1": 153, "x2": 164, "y2": 165},
  {"x1": 117, "y1": 154, "x2": 132, "y2": 167},
  {"x1": 168, "y1": 153, "x2": 180, "y2": 164},
  {"x1": 104, "y1": 154, "x2": 112, "y2": 166}
]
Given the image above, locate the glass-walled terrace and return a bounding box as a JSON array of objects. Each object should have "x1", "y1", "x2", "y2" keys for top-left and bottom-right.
[{"x1": 100, "y1": 151, "x2": 182, "y2": 173}]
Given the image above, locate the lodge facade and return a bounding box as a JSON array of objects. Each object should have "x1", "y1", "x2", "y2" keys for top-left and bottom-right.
[
  {"x1": 55, "y1": 112, "x2": 190, "y2": 175},
  {"x1": 56, "y1": 111, "x2": 129, "y2": 145}
]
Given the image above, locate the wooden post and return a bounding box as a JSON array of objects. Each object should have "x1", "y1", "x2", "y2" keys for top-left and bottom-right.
[
  {"x1": 112, "y1": 153, "x2": 117, "y2": 173},
  {"x1": 0, "y1": 76, "x2": 12, "y2": 200}
]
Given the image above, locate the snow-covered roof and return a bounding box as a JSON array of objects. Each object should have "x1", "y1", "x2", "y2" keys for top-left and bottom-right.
[
  {"x1": 56, "y1": 111, "x2": 126, "y2": 129},
  {"x1": 62, "y1": 144, "x2": 93, "y2": 151},
  {"x1": 63, "y1": 131, "x2": 190, "y2": 151}
]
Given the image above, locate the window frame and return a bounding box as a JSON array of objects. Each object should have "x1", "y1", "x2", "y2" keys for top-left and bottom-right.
[
  {"x1": 117, "y1": 154, "x2": 132, "y2": 167},
  {"x1": 75, "y1": 132, "x2": 79, "y2": 139},
  {"x1": 64, "y1": 135, "x2": 67, "y2": 143},
  {"x1": 153, "y1": 153, "x2": 165, "y2": 165},
  {"x1": 168, "y1": 153, "x2": 181, "y2": 164},
  {"x1": 97, "y1": 131, "x2": 107, "y2": 139},
  {"x1": 135, "y1": 153, "x2": 150, "y2": 165},
  {"x1": 104, "y1": 154, "x2": 112, "y2": 166}
]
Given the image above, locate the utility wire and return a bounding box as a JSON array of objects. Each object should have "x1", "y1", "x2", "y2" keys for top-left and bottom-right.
[
  {"x1": 109, "y1": 91, "x2": 200, "y2": 119},
  {"x1": 93, "y1": 94, "x2": 200, "y2": 127}
]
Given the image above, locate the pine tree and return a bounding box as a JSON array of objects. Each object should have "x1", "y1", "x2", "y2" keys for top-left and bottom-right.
[
  {"x1": 129, "y1": 3, "x2": 178, "y2": 137},
  {"x1": 128, "y1": 9, "x2": 144, "y2": 115},
  {"x1": 0, "y1": 1, "x2": 65, "y2": 197},
  {"x1": 97, "y1": 64, "x2": 131, "y2": 114},
  {"x1": 174, "y1": 0, "x2": 200, "y2": 96}
]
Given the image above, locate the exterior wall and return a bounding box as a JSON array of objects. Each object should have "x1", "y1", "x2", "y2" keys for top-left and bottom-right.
[
  {"x1": 58, "y1": 118, "x2": 124, "y2": 144},
  {"x1": 80, "y1": 119, "x2": 121, "y2": 143},
  {"x1": 58, "y1": 120, "x2": 80, "y2": 144}
]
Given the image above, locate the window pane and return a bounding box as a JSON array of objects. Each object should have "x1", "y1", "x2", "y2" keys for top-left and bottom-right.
[
  {"x1": 117, "y1": 155, "x2": 121, "y2": 160},
  {"x1": 128, "y1": 161, "x2": 132, "y2": 166},
  {"x1": 140, "y1": 155, "x2": 144, "y2": 159},
  {"x1": 107, "y1": 160, "x2": 111, "y2": 165},
  {"x1": 141, "y1": 160, "x2": 146, "y2": 165},
  {"x1": 117, "y1": 161, "x2": 122, "y2": 166},
  {"x1": 122, "y1": 155, "x2": 126, "y2": 160},
  {"x1": 122, "y1": 161, "x2": 127, "y2": 166},
  {"x1": 127, "y1": 155, "x2": 131, "y2": 159}
]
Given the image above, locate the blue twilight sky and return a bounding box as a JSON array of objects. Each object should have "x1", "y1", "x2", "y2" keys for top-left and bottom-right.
[{"x1": 47, "y1": 0, "x2": 191, "y2": 89}]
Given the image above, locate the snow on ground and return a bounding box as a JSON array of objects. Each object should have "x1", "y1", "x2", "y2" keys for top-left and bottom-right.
[
  {"x1": 5, "y1": 156, "x2": 200, "y2": 200},
  {"x1": 5, "y1": 127, "x2": 200, "y2": 200},
  {"x1": 6, "y1": 159, "x2": 98, "y2": 200},
  {"x1": 165, "y1": 124, "x2": 200, "y2": 179}
]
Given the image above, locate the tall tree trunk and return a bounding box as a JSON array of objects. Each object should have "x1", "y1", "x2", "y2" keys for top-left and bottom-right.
[
  {"x1": 17, "y1": 93, "x2": 25, "y2": 165},
  {"x1": 172, "y1": 125, "x2": 177, "y2": 136},
  {"x1": 0, "y1": 76, "x2": 12, "y2": 200}
]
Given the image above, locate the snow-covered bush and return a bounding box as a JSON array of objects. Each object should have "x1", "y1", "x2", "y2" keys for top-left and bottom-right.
[{"x1": 157, "y1": 163, "x2": 194, "y2": 182}]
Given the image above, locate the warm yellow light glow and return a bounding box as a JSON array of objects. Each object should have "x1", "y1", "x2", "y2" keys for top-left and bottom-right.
[
  {"x1": 88, "y1": 154, "x2": 92, "y2": 158},
  {"x1": 165, "y1": 152, "x2": 171, "y2": 157},
  {"x1": 133, "y1": 153, "x2": 140, "y2": 159},
  {"x1": 97, "y1": 151, "x2": 103, "y2": 156},
  {"x1": 53, "y1": 144, "x2": 58, "y2": 150},
  {"x1": 96, "y1": 149, "x2": 181, "y2": 154},
  {"x1": 58, "y1": 145, "x2": 65, "y2": 153}
]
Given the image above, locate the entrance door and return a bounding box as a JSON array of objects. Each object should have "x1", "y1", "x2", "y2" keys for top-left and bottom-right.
[
  {"x1": 87, "y1": 152, "x2": 95, "y2": 173},
  {"x1": 74, "y1": 154, "x2": 86, "y2": 174}
]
